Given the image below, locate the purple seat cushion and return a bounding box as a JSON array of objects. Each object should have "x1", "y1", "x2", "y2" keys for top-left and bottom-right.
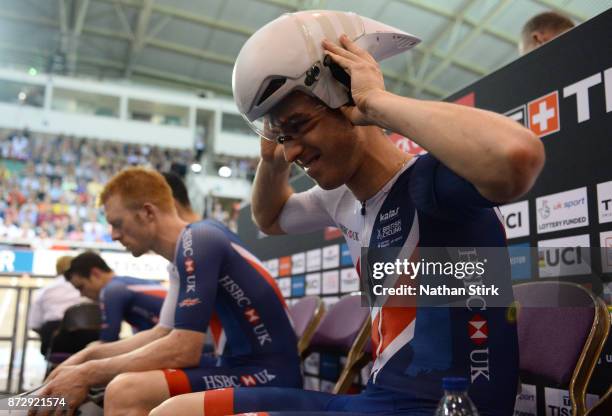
[
  {"x1": 310, "y1": 295, "x2": 369, "y2": 352},
  {"x1": 514, "y1": 282, "x2": 595, "y2": 384},
  {"x1": 289, "y1": 296, "x2": 320, "y2": 338}
]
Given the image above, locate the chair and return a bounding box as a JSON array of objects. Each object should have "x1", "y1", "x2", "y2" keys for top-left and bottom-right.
[
  {"x1": 288, "y1": 296, "x2": 326, "y2": 357},
  {"x1": 585, "y1": 386, "x2": 611, "y2": 416},
  {"x1": 304, "y1": 293, "x2": 371, "y2": 394},
  {"x1": 513, "y1": 281, "x2": 610, "y2": 416},
  {"x1": 45, "y1": 302, "x2": 102, "y2": 373}
]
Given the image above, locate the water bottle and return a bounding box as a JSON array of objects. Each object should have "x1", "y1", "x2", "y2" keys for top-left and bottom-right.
[{"x1": 434, "y1": 377, "x2": 479, "y2": 416}]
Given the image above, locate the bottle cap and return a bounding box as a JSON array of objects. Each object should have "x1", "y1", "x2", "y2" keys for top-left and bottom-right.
[{"x1": 442, "y1": 377, "x2": 468, "y2": 391}]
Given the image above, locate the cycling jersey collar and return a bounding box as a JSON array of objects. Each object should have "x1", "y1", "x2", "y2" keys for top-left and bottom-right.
[{"x1": 366, "y1": 155, "x2": 419, "y2": 203}]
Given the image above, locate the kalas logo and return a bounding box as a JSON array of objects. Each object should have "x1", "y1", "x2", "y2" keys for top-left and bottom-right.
[{"x1": 380, "y1": 207, "x2": 400, "y2": 222}]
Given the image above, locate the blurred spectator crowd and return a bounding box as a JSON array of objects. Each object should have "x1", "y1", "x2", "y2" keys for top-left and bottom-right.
[
  {"x1": 212, "y1": 154, "x2": 259, "y2": 181},
  {"x1": 0, "y1": 129, "x2": 192, "y2": 243}
]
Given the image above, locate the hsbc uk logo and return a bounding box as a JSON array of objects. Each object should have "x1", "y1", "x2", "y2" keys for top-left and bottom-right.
[
  {"x1": 244, "y1": 307, "x2": 261, "y2": 324},
  {"x1": 468, "y1": 314, "x2": 488, "y2": 346},
  {"x1": 182, "y1": 228, "x2": 196, "y2": 293},
  {"x1": 184, "y1": 258, "x2": 195, "y2": 274},
  {"x1": 201, "y1": 369, "x2": 276, "y2": 390},
  {"x1": 458, "y1": 248, "x2": 490, "y2": 383},
  {"x1": 218, "y1": 275, "x2": 272, "y2": 346},
  {"x1": 504, "y1": 66, "x2": 612, "y2": 138}
]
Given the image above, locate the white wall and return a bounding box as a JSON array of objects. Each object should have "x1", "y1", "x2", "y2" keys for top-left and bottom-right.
[
  {"x1": 0, "y1": 103, "x2": 194, "y2": 148},
  {"x1": 189, "y1": 174, "x2": 252, "y2": 200},
  {"x1": 0, "y1": 68, "x2": 259, "y2": 154},
  {"x1": 214, "y1": 131, "x2": 260, "y2": 157}
]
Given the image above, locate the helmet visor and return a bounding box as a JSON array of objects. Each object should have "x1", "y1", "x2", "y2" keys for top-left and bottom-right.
[{"x1": 244, "y1": 100, "x2": 329, "y2": 143}]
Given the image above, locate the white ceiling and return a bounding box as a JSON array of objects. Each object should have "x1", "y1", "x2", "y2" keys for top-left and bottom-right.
[{"x1": 0, "y1": 0, "x2": 610, "y2": 100}]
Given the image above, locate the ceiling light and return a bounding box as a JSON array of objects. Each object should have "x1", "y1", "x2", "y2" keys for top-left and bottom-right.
[{"x1": 218, "y1": 166, "x2": 232, "y2": 178}]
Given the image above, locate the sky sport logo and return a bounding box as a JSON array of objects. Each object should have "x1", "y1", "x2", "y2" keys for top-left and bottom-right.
[{"x1": 536, "y1": 187, "x2": 589, "y2": 234}]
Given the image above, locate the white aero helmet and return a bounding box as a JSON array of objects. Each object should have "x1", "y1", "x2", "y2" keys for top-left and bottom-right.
[{"x1": 232, "y1": 10, "x2": 420, "y2": 141}]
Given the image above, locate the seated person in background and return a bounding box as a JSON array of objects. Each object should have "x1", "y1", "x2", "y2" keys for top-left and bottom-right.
[
  {"x1": 161, "y1": 171, "x2": 201, "y2": 223},
  {"x1": 519, "y1": 11, "x2": 574, "y2": 55},
  {"x1": 28, "y1": 255, "x2": 85, "y2": 355},
  {"x1": 37, "y1": 168, "x2": 301, "y2": 416},
  {"x1": 64, "y1": 251, "x2": 167, "y2": 342}
]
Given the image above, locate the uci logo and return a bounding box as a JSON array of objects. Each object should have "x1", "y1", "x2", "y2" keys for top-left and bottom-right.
[
  {"x1": 541, "y1": 247, "x2": 583, "y2": 266},
  {"x1": 505, "y1": 212, "x2": 522, "y2": 229}
]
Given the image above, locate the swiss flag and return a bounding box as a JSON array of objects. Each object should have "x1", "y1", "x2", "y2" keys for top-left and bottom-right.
[
  {"x1": 528, "y1": 91, "x2": 560, "y2": 137},
  {"x1": 468, "y1": 314, "x2": 488, "y2": 345}
]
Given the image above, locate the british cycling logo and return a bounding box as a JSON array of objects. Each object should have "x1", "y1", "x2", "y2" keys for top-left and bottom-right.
[{"x1": 178, "y1": 298, "x2": 201, "y2": 308}]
